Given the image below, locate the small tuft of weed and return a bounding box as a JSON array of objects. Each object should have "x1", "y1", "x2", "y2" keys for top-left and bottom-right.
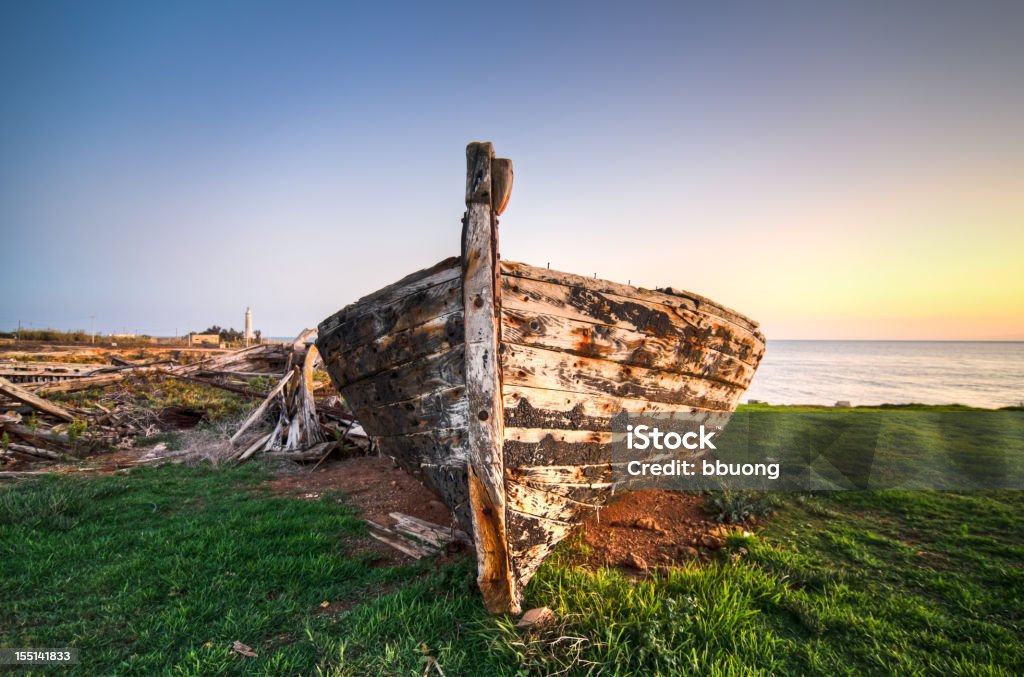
[{"x1": 704, "y1": 490, "x2": 779, "y2": 524}]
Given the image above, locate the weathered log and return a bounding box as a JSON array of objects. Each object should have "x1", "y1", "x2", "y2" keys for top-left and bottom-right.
[
  {"x1": 0, "y1": 423, "x2": 78, "y2": 451},
  {"x1": 6, "y1": 442, "x2": 68, "y2": 461},
  {"x1": 0, "y1": 377, "x2": 75, "y2": 422}
]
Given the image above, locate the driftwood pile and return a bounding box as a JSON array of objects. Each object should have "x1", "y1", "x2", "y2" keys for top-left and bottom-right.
[
  {"x1": 228, "y1": 334, "x2": 369, "y2": 464},
  {"x1": 0, "y1": 331, "x2": 367, "y2": 474}
]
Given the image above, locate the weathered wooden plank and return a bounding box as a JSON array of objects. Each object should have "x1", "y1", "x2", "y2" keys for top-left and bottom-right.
[
  {"x1": 6, "y1": 442, "x2": 69, "y2": 461},
  {"x1": 352, "y1": 385, "x2": 467, "y2": 438},
  {"x1": 0, "y1": 377, "x2": 75, "y2": 422},
  {"x1": 375, "y1": 427, "x2": 470, "y2": 464},
  {"x1": 319, "y1": 257, "x2": 461, "y2": 336},
  {"x1": 366, "y1": 520, "x2": 438, "y2": 559},
  {"x1": 319, "y1": 278, "x2": 463, "y2": 357},
  {"x1": 389, "y1": 512, "x2": 472, "y2": 547},
  {"x1": 505, "y1": 427, "x2": 613, "y2": 444},
  {"x1": 32, "y1": 372, "x2": 130, "y2": 394},
  {"x1": 235, "y1": 432, "x2": 273, "y2": 462},
  {"x1": 508, "y1": 463, "x2": 618, "y2": 489},
  {"x1": 501, "y1": 343, "x2": 741, "y2": 411},
  {"x1": 502, "y1": 308, "x2": 755, "y2": 387},
  {"x1": 503, "y1": 384, "x2": 714, "y2": 418},
  {"x1": 503, "y1": 387, "x2": 728, "y2": 435},
  {"x1": 331, "y1": 312, "x2": 464, "y2": 384},
  {"x1": 501, "y1": 259, "x2": 761, "y2": 334},
  {"x1": 462, "y1": 141, "x2": 516, "y2": 614},
  {"x1": 501, "y1": 275, "x2": 764, "y2": 365},
  {"x1": 229, "y1": 371, "x2": 294, "y2": 445},
  {"x1": 338, "y1": 346, "x2": 465, "y2": 412},
  {"x1": 0, "y1": 362, "x2": 99, "y2": 375},
  {"x1": 491, "y1": 158, "x2": 513, "y2": 216}
]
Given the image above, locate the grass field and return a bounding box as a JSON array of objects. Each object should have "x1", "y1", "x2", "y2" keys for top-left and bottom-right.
[{"x1": 2, "y1": 413, "x2": 1023, "y2": 674}]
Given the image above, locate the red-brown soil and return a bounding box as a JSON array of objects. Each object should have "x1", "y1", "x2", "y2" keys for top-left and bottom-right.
[
  {"x1": 577, "y1": 490, "x2": 752, "y2": 574},
  {"x1": 265, "y1": 455, "x2": 455, "y2": 528},
  {"x1": 265, "y1": 455, "x2": 465, "y2": 565}
]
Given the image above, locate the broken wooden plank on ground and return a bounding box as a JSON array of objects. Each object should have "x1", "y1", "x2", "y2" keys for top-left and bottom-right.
[
  {"x1": 0, "y1": 376, "x2": 76, "y2": 422},
  {"x1": 389, "y1": 511, "x2": 471, "y2": 548},
  {"x1": 235, "y1": 432, "x2": 274, "y2": 463},
  {"x1": 365, "y1": 520, "x2": 439, "y2": 559}
]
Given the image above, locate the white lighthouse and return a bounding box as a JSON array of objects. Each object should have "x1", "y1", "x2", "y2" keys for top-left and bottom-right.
[{"x1": 244, "y1": 306, "x2": 253, "y2": 345}]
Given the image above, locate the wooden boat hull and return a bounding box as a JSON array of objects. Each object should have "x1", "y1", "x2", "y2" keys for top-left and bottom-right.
[{"x1": 317, "y1": 143, "x2": 765, "y2": 613}]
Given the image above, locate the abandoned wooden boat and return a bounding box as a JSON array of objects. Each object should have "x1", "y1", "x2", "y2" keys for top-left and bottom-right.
[{"x1": 316, "y1": 142, "x2": 766, "y2": 614}]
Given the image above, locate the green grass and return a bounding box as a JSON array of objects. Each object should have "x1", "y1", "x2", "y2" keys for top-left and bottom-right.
[
  {"x1": 2, "y1": 422, "x2": 1024, "y2": 674},
  {"x1": 0, "y1": 465, "x2": 497, "y2": 675}
]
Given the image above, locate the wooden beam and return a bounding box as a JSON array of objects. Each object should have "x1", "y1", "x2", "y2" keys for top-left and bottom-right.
[
  {"x1": 229, "y1": 371, "x2": 294, "y2": 445},
  {"x1": 0, "y1": 377, "x2": 75, "y2": 422},
  {"x1": 462, "y1": 141, "x2": 517, "y2": 614}
]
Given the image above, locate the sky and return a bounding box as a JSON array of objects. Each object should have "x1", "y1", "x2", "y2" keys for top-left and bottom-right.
[{"x1": 1, "y1": 0, "x2": 1022, "y2": 340}]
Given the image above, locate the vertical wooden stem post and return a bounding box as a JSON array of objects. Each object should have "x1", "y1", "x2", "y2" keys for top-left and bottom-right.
[{"x1": 461, "y1": 142, "x2": 518, "y2": 614}]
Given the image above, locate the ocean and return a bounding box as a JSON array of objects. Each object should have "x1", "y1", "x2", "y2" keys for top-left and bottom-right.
[{"x1": 743, "y1": 341, "x2": 1024, "y2": 409}]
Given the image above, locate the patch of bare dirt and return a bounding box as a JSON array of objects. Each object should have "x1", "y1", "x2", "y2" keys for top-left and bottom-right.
[
  {"x1": 265, "y1": 455, "x2": 466, "y2": 565},
  {"x1": 266, "y1": 455, "x2": 454, "y2": 525},
  {"x1": 577, "y1": 490, "x2": 755, "y2": 574}
]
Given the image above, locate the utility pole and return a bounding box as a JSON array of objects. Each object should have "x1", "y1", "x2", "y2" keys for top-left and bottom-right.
[{"x1": 90, "y1": 315, "x2": 95, "y2": 344}]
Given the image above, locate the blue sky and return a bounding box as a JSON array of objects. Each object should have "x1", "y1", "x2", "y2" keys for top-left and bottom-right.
[{"x1": 2, "y1": 1, "x2": 1022, "y2": 339}]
